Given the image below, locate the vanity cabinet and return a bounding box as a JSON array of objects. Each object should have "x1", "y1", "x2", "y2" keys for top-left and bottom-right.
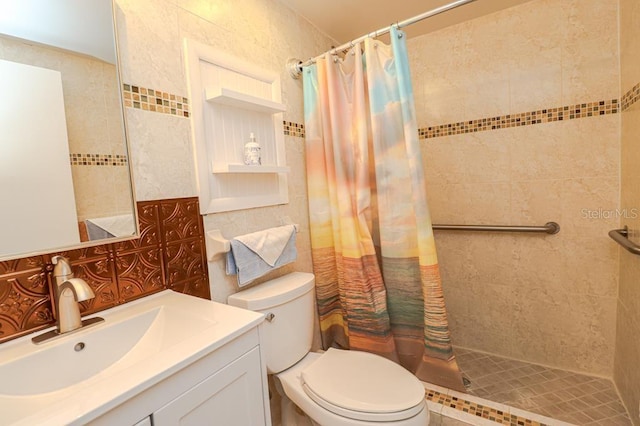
[
  {"x1": 90, "y1": 327, "x2": 270, "y2": 426},
  {"x1": 153, "y1": 347, "x2": 264, "y2": 425}
]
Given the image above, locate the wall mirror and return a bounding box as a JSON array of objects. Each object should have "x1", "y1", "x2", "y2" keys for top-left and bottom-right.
[{"x1": 0, "y1": 0, "x2": 137, "y2": 261}]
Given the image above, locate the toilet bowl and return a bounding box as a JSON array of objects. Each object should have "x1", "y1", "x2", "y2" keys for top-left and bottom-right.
[
  {"x1": 228, "y1": 272, "x2": 429, "y2": 426},
  {"x1": 278, "y1": 351, "x2": 428, "y2": 425}
]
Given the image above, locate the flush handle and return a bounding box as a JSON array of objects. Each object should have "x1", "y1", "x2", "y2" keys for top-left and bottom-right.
[{"x1": 265, "y1": 312, "x2": 275, "y2": 322}]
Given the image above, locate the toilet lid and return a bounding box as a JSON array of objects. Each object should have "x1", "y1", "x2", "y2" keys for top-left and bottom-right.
[{"x1": 300, "y1": 348, "x2": 426, "y2": 421}]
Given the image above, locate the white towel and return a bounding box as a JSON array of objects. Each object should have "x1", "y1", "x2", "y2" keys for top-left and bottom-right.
[
  {"x1": 234, "y1": 225, "x2": 295, "y2": 266},
  {"x1": 226, "y1": 226, "x2": 297, "y2": 287}
]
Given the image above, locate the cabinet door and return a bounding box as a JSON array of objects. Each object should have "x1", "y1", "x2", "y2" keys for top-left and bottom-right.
[{"x1": 153, "y1": 347, "x2": 266, "y2": 426}]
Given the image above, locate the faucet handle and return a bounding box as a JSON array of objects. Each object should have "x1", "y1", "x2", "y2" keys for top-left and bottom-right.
[{"x1": 52, "y1": 255, "x2": 74, "y2": 281}]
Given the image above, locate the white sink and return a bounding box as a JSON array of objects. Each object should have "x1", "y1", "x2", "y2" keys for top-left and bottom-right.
[
  {"x1": 0, "y1": 303, "x2": 214, "y2": 395},
  {"x1": 0, "y1": 290, "x2": 264, "y2": 425}
]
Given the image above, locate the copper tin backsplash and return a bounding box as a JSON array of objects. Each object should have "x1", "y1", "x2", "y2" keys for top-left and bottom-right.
[{"x1": 0, "y1": 197, "x2": 210, "y2": 344}]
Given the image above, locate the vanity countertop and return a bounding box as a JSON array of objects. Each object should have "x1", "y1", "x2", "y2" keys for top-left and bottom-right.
[{"x1": 0, "y1": 290, "x2": 264, "y2": 426}]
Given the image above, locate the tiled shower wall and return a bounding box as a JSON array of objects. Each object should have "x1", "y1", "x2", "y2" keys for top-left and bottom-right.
[
  {"x1": 616, "y1": 0, "x2": 640, "y2": 422},
  {"x1": 408, "y1": 0, "x2": 621, "y2": 376}
]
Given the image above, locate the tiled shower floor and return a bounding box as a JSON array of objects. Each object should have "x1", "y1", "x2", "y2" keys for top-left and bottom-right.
[{"x1": 455, "y1": 348, "x2": 632, "y2": 425}]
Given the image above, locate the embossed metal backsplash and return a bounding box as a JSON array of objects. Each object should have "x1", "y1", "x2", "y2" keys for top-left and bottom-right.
[{"x1": 0, "y1": 197, "x2": 210, "y2": 343}]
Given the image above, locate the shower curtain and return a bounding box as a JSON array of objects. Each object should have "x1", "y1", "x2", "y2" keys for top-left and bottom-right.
[{"x1": 303, "y1": 27, "x2": 465, "y2": 391}]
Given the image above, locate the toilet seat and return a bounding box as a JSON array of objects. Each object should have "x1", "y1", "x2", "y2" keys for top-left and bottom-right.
[{"x1": 300, "y1": 348, "x2": 426, "y2": 422}]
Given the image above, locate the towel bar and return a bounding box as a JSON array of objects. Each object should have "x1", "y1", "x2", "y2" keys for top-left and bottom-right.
[{"x1": 609, "y1": 227, "x2": 640, "y2": 255}]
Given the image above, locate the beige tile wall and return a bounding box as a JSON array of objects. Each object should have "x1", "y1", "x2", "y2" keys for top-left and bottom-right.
[
  {"x1": 113, "y1": 0, "x2": 334, "y2": 310},
  {"x1": 615, "y1": 0, "x2": 640, "y2": 422},
  {"x1": 409, "y1": 0, "x2": 621, "y2": 376}
]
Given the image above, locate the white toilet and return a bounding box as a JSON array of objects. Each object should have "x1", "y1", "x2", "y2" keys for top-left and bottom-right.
[{"x1": 228, "y1": 272, "x2": 429, "y2": 426}]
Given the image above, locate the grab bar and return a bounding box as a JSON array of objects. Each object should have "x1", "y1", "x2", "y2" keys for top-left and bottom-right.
[
  {"x1": 609, "y1": 227, "x2": 640, "y2": 255},
  {"x1": 432, "y1": 222, "x2": 560, "y2": 234}
]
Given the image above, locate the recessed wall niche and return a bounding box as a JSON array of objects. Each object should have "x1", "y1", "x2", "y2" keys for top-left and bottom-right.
[{"x1": 184, "y1": 39, "x2": 289, "y2": 214}]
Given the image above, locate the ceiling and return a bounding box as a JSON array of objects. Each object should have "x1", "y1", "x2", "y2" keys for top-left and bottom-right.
[{"x1": 278, "y1": 0, "x2": 533, "y2": 44}]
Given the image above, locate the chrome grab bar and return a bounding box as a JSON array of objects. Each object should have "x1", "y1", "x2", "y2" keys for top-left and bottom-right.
[
  {"x1": 609, "y1": 226, "x2": 640, "y2": 255},
  {"x1": 432, "y1": 222, "x2": 560, "y2": 234}
]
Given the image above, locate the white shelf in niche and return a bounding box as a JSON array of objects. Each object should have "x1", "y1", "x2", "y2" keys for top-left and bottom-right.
[
  {"x1": 205, "y1": 87, "x2": 286, "y2": 114},
  {"x1": 212, "y1": 163, "x2": 290, "y2": 174},
  {"x1": 185, "y1": 40, "x2": 289, "y2": 214}
]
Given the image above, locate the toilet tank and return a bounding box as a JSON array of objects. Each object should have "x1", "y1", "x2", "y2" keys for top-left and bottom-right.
[{"x1": 227, "y1": 272, "x2": 315, "y2": 374}]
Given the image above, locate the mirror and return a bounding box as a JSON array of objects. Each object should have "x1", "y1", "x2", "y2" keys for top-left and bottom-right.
[{"x1": 0, "y1": 0, "x2": 137, "y2": 260}]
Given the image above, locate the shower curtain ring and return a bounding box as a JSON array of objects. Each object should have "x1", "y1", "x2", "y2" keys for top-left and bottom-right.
[{"x1": 393, "y1": 22, "x2": 403, "y2": 38}]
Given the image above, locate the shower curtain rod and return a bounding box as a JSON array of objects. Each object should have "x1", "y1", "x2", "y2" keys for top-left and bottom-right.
[{"x1": 288, "y1": 0, "x2": 476, "y2": 78}]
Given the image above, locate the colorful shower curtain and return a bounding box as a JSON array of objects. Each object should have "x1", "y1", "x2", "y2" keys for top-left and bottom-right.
[{"x1": 303, "y1": 27, "x2": 465, "y2": 391}]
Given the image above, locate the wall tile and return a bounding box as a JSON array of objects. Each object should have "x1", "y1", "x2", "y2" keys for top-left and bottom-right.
[
  {"x1": 115, "y1": 248, "x2": 165, "y2": 300},
  {"x1": 561, "y1": 114, "x2": 620, "y2": 180},
  {"x1": 620, "y1": 0, "x2": 640, "y2": 92},
  {"x1": 0, "y1": 260, "x2": 51, "y2": 341},
  {"x1": 422, "y1": 132, "x2": 511, "y2": 185},
  {"x1": 562, "y1": 235, "x2": 619, "y2": 298},
  {"x1": 509, "y1": 180, "x2": 564, "y2": 226},
  {"x1": 126, "y1": 108, "x2": 197, "y2": 202},
  {"x1": 426, "y1": 182, "x2": 511, "y2": 225},
  {"x1": 560, "y1": 177, "x2": 620, "y2": 238},
  {"x1": 508, "y1": 121, "x2": 568, "y2": 181},
  {"x1": 559, "y1": 0, "x2": 619, "y2": 46},
  {"x1": 509, "y1": 47, "x2": 563, "y2": 113},
  {"x1": 616, "y1": 0, "x2": 640, "y2": 414},
  {"x1": 614, "y1": 301, "x2": 640, "y2": 421},
  {"x1": 561, "y1": 36, "x2": 620, "y2": 106},
  {"x1": 115, "y1": 0, "x2": 185, "y2": 96}
]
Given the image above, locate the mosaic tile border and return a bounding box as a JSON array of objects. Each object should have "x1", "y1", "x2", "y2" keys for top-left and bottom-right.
[
  {"x1": 284, "y1": 120, "x2": 305, "y2": 138},
  {"x1": 123, "y1": 84, "x2": 190, "y2": 118},
  {"x1": 122, "y1": 84, "x2": 310, "y2": 139},
  {"x1": 419, "y1": 99, "x2": 619, "y2": 140},
  {"x1": 70, "y1": 153, "x2": 128, "y2": 166},
  {"x1": 621, "y1": 82, "x2": 640, "y2": 111},
  {"x1": 122, "y1": 82, "x2": 639, "y2": 140},
  {"x1": 426, "y1": 388, "x2": 550, "y2": 426}
]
